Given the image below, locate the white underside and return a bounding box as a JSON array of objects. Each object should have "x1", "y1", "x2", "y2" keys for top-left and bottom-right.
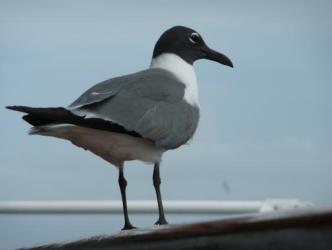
[
  {"x1": 150, "y1": 53, "x2": 199, "y2": 106},
  {"x1": 31, "y1": 124, "x2": 164, "y2": 167}
]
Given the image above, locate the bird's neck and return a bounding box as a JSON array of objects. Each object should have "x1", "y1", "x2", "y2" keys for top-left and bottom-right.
[{"x1": 150, "y1": 53, "x2": 199, "y2": 107}]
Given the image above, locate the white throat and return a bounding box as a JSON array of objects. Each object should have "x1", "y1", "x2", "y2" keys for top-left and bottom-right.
[{"x1": 150, "y1": 53, "x2": 199, "y2": 106}]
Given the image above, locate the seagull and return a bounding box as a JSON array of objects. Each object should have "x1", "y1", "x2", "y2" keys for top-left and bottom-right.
[{"x1": 6, "y1": 26, "x2": 233, "y2": 230}]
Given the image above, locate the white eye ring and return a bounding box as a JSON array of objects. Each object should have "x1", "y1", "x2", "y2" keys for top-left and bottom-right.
[{"x1": 189, "y1": 33, "x2": 200, "y2": 44}]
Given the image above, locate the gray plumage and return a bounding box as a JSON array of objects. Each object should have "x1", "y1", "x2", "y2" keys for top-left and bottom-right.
[{"x1": 68, "y1": 68, "x2": 200, "y2": 150}]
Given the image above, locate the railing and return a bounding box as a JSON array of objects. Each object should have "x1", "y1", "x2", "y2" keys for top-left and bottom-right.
[
  {"x1": 0, "y1": 199, "x2": 312, "y2": 214},
  {"x1": 19, "y1": 209, "x2": 332, "y2": 250}
]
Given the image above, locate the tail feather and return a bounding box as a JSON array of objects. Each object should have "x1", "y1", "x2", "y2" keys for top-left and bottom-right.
[
  {"x1": 6, "y1": 105, "x2": 141, "y2": 137},
  {"x1": 28, "y1": 124, "x2": 73, "y2": 136},
  {"x1": 23, "y1": 114, "x2": 52, "y2": 126},
  {"x1": 28, "y1": 126, "x2": 44, "y2": 135},
  {"x1": 6, "y1": 106, "x2": 71, "y2": 126},
  {"x1": 7, "y1": 105, "x2": 54, "y2": 126}
]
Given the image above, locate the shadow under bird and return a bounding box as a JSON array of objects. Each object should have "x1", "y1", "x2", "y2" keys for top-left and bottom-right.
[{"x1": 6, "y1": 26, "x2": 233, "y2": 230}]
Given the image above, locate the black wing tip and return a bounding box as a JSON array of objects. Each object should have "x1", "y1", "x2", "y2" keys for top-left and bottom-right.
[
  {"x1": 6, "y1": 105, "x2": 16, "y2": 110},
  {"x1": 6, "y1": 105, "x2": 19, "y2": 111},
  {"x1": 5, "y1": 105, "x2": 27, "y2": 112}
]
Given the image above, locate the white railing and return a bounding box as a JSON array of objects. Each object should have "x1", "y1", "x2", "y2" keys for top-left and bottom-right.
[{"x1": 0, "y1": 199, "x2": 312, "y2": 214}]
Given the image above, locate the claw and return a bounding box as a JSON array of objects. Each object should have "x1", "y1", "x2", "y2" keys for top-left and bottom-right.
[
  {"x1": 122, "y1": 224, "x2": 137, "y2": 230},
  {"x1": 155, "y1": 218, "x2": 168, "y2": 225}
]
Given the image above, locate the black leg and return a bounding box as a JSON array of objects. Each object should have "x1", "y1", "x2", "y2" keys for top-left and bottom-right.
[
  {"x1": 118, "y1": 166, "x2": 135, "y2": 230},
  {"x1": 153, "y1": 163, "x2": 168, "y2": 225}
]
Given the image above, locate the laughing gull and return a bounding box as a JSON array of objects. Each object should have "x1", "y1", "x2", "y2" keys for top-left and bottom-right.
[{"x1": 6, "y1": 26, "x2": 233, "y2": 230}]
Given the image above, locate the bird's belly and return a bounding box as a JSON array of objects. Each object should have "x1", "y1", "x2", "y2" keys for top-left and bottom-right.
[{"x1": 34, "y1": 124, "x2": 165, "y2": 167}]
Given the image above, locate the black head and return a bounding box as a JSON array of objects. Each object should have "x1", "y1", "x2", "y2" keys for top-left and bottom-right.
[{"x1": 152, "y1": 26, "x2": 233, "y2": 67}]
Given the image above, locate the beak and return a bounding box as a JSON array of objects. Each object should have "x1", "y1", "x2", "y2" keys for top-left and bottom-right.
[{"x1": 201, "y1": 46, "x2": 233, "y2": 68}]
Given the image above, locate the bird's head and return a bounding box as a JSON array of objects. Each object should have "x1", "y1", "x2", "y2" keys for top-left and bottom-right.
[{"x1": 152, "y1": 26, "x2": 233, "y2": 67}]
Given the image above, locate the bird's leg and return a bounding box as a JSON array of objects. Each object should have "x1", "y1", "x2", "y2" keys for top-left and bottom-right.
[
  {"x1": 118, "y1": 166, "x2": 135, "y2": 230},
  {"x1": 153, "y1": 163, "x2": 168, "y2": 225}
]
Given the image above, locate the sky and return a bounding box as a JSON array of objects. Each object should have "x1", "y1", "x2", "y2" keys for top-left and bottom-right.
[{"x1": 1, "y1": 0, "x2": 332, "y2": 249}]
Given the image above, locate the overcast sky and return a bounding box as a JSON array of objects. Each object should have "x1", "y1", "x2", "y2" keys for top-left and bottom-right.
[{"x1": 1, "y1": 0, "x2": 332, "y2": 249}]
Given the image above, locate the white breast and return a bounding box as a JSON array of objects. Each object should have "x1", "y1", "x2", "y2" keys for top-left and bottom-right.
[{"x1": 150, "y1": 53, "x2": 199, "y2": 106}]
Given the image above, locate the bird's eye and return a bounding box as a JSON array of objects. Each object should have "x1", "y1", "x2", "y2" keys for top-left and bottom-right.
[{"x1": 189, "y1": 33, "x2": 200, "y2": 44}]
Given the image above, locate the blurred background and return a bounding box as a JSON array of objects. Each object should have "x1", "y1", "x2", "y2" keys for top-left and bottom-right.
[{"x1": 1, "y1": 0, "x2": 332, "y2": 249}]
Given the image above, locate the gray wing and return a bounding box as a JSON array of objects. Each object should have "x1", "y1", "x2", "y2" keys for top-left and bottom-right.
[{"x1": 68, "y1": 68, "x2": 200, "y2": 150}]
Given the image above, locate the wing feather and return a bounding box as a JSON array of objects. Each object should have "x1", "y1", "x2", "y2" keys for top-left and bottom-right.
[{"x1": 69, "y1": 68, "x2": 199, "y2": 149}]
